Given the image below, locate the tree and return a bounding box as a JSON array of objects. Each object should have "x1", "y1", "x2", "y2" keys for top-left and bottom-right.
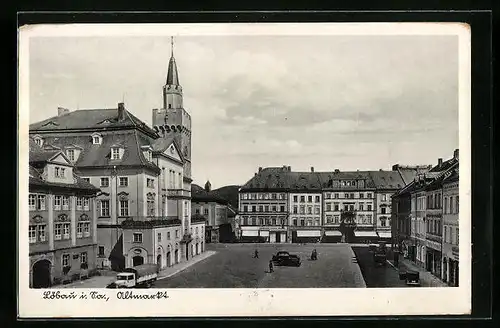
[{"x1": 339, "y1": 210, "x2": 357, "y2": 243}]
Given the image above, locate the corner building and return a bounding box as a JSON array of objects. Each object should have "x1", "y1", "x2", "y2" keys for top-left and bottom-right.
[{"x1": 29, "y1": 140, "x2": 100, "y2": 287}]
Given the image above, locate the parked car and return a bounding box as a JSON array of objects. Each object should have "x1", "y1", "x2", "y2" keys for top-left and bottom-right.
[
  {"x1": 111, "y1": 264, "x2": 158, "y2": 288},
  {"x1": 405, "y1": 271, "x2": 421, "y2": 286},
  {"x1": 272, "y1": 251, "x2": 301, "y2": 267}
]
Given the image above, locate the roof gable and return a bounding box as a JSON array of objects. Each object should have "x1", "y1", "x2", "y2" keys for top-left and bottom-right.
[{"x1": 49, "y1": 152, "x2": 72, "y2": 166}]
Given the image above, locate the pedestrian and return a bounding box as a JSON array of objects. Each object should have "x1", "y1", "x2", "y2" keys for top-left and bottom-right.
[
  {"x1": 269, "y1": 260, "x2": 274, "y2": 273},
  {"x1": 254, "y1": 249, "x2": 259, "y2": 258}
]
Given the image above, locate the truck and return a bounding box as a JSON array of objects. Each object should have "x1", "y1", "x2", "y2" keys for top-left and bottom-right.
[{"x1": 108, "y1": 264, "x2": 158, "y2": 289}]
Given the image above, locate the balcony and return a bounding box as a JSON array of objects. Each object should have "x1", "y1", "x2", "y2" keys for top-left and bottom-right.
[{"x1": 167, "y1": 189, "x2": 191, "y2": 198}]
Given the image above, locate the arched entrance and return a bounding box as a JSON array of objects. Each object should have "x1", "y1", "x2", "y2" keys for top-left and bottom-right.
[
  {"x1": 174, "y1": 249, "x2": 179, "y2": 264},
  {"x1": 201, "y1": 242, "x2": 204, "y2": 253},
  {"x1": 32, "y1": 260, "x2": 51, "y2": 288},
  {"x1": 166, "y1": 251, "x2": 171, "y2": 267},
  {"x1": 156, "y1": 254, "x2": 162, "y2": 271},
  {"x1": 196, "y1": 243, "x2": 199, "y2": 255},
  {"x1": 132, "y1": 256, "x2": 144, "y2": 267}
]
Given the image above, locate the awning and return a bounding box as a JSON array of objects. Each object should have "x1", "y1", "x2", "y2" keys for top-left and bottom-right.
[
  {"x1": 354, "y1": 231, "x2": 378, "y2": 237},
  {"x1": 242, "y1": 230, "x2": 259, "y2": 237},
  {"x1": 259, "y1": 231, "x2": 270, "y2": 237},
  {"x1": 325, "y1": 231, "x2": 342, "y2": 236},
  {"x1": 297, "y1": 230, "x2": 321, "y2": 237},
  {"x1": 378, "y1": 232, "x2": 392, "y2": 238}
]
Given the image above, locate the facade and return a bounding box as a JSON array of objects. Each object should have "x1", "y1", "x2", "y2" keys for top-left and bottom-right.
[
  {"x1": 29, "y1": 141, "x2": 100, "y2": 287},
  {"x1": 29, "y1": 39, "x2": 200, "y2": 272},
  {"x1": 441, "y1": 166, "x2": 459, "y2": 286},
  {"x1": 239, "y1": 167, "x2": 290, "y2": 243},
  {"x1": 238, "y1": 165, "x2": 419, "y2": 244},
  {"x1": 393, "y1": 149, "x2": 459, "y2": 284}
]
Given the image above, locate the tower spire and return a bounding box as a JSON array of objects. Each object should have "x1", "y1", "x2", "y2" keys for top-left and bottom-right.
[{"x1": 171, "y1": 36, "x2": 174, "y2": 57}]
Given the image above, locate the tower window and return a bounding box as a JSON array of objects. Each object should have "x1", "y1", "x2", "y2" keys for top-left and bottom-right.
[{"x1": 168, "y1": 104, "x2": 172, "y2": 109}]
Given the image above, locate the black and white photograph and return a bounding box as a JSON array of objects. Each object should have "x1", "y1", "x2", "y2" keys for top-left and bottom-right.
[{"x1": 18, "y1": 23, "x2": 471, "y2": 317}]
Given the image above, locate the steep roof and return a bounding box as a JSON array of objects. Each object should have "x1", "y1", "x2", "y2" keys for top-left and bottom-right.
[
  {"x1": 166, "y1": 56, "x2": 180, "y2": 86},
  {"x1": 318, "y1": 171, "x2": 376, "y2": 189},
  {"x1": 29, "y1": 150, "x2": 60, "y2": 164},
  {"x1": 288, "y1": 171, "x2": 323, "y2": 191},
  {"x1": 429, "y1": 156, "x2": 458, "y2": 173},
  {"x1": 211, "y1": 185, "x2": 240, "y2": 209},
  {"x1": 29, "y1": 107, "x2": 158, "y2": 137},
  {"x1": 191, "y1": 184, "x2": 228, "y2": 205},
  {"x1": 33, "y1": 130, "x2": 159, "y2": 172},
  {"x1": 240, "y1": 167, "x2": 293, "y2": 191},
  {"x1": 368, "y1": 171, "x2": 405, "y2": 190}
]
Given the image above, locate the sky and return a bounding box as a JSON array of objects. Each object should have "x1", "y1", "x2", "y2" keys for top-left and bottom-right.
[{"x1": 28, "y1": 34, "x2": 459, "y2": 189}]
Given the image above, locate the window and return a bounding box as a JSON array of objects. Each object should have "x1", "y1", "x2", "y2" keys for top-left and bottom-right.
[
  {"x1": 450, "y1": 196, "x2": 454, "y2": 213},
  {"x1": 264, "y1": 205, "x2": 269, "y2": 212},
  {"x1": 167, "y1": 231, "x2": 171, "y2": 240},
  {"x1": 350, "y1": 193, "x2": 354, "y2": 199},
  {"x1": 133, "y1": 233, "x2": 143, "y2": 243},
  {"x1": 272, "y1": 205, "x2": 277, "y2": 212},
  {"x1": 307, "y1": 206, "x2": 312, "y2": 214},
  {"x1": 360, "y1": 193, "x2": 364, "y2": 199},
  {"x1": 120, "y1": 200, "x2": 129, "y2": 216},
  {"x1": 80, "y1": 252, "x2": 87, "y2": 264},
  {"x1": 326, "y1": 203, "x2": 331, "y2": 211},
  {"x1": 381, "y1": 194, "x2": 387, "y2": 201},
  {"x1": 299, "y1": 205, "x2": 305, "y2": 214},
  {"x1": 54, "y1": 196, "x2": 62, "y2": 210},
  {"x1": 344, "y1": 204, "x2": 349, "y2": 211},
  {"x1": 293, "y1": 206, "x2": 298, "y2": 214},
  {"x1": 334, "y1": 204, "x2": 339, "y2": 211},
  {"x1": 29, "y1": 226, "x2": 36, "y2": 243},
  {"x1": 83, "y1": 222, "x2": 90, "y2": 237},
  {"x1": 157, "y1": 233, "x2": 162, "y2": 242},
  {"x1": 62, "y1": 254, "x2": 70, "y2": 267},
  {"x1": 92, "y1": 135, "x2": 101, "y2": 144},
  {"x1": 82, "y1": 177, "x2": 90, "y2": 183},
  {"x1": 293, "y1": 219, "x2": 297, "y2": 226},
  {"x1": 456, "y1": 196, "x2": 459, "y2": 213},
  {"x1": 100, "y1": 200, "x2": 110, "y2": 217},
  {"x1": 300, "y1": 196, "x2": 305, "y2": 202},
  {"x1": 100, "y1": 177, "x2": 109, "y2": 187},
  {"x1": 111, "y1": 148, "x2": 120, "y2": 160},
  {"x1": 251, "y1": 206, "x2": 256, "y2": 212},
  {"x1": 29, "y1": 194, "x2": 36, "y2": 210},
  {"x1": 293, "y1": 195, "x2": 298, "y2": 202},
  {"x1": 54, "y1": 223, "x2": 62, "y2": 240},
  {"x1": 308, "y1": 196, "x2": 312, "y2": 202},
  {"x1": 367, "y1": 204, "x2": 372, "y2": 211},
  {"x1": 381, "y1": 207, "x2": 386, "y2": 214},
  {"x1": 204, "y1": 208, "x2": 209, "y2": 215},
  {"x1": 147, "y1": 178, "x2": 155, "y2": 188},
  {"x1": 334, "y1": 215, "x2": 340, "y2": 224},
  {"x1": 366, "y1": 214, "x2": 372, "y2": 224},
  {"x1": 34, "y1": 137, "x2": 43, "y2": 146},
  {"x1": 63, "y1": 223, "x2": 70, "y2": 239},
  {"x1": 334, "y1": 193, "x2": 339, "y2": 199},
  {"x1": 243, "y1": 205, "x2": 248, "y2": 212},
  {"x1": 272, "y1": 219, "x2": 277, "y2": 225},
  {"x1": 62, "y1": 196, "x2": 70, "y2": 210},
  {"x1": 195, "y1": 208, "x2": 200, "y2": 214},
  {"x1": 315, "y1": 206, "x2": 320, "y2": 214},
  {"x1": 98, "y1": 246, "x2": 105, "y2": 257},
  {"x1": 147, "y1": 195, "x2": 155, "y2": 216},
  {"x1": 359, "y1": 203, "x2": 364, "y2": 211},
  {"x1": 175, "y1": 230, "x2": 179, "y2": 238},
  {"x1": 344, "y1": 193, "x2": 349, "y2": 199},
  {"x1": 38, "y1": 225, "x2": 46, "y2": 242},
  {"x1": 280, "y1": 206, "x2": 285, "y2": 212},
  {"x1": 55, "y1": 167, "x2": 59, "y2": 177},
  {"x1": 77, "y1": 222, "x2": 84, "y2": 238},
  {"x1": 444, "y1": 197, "x2": 448, "y2": 214},
  {"x1": 315, "y1": 196, "x2": 320, "y2": 203},
  {"x1": 67, "y1": 149, "x2": 75, "y2": 161},
  {"x1": 259, "y1": 205, "x2": 263, "y2": 212},
  {"x1": 119, "y1": 177, "x2": 128, "y2": 187},
  {"x1": 300, "y1": 219, "x2": 305, "y2": 226},
  {"x1": 367, "y1": 193, "x2": 372, "y2": 198},
  {"x1": 326, "y1": 193, "x2": 331, "y2": 199},
  {"x1": 60, "y1": 168, "x2": 66, "y2": 178},
  {"x1": 456, "y1": 228, "x2": 459, "y2": 244},
  {"x1": 83, "y1": 198, "x2": 89, "y2": 211},
  {"x1": 76, "y1": 197, "x2": 83, "y2": 210},
  {"x1": 349, "y1": 205, "x2": 354, "y2": 211},
  {"x1": 380, "y1": 218, "x2": 386, "y2": 227}
]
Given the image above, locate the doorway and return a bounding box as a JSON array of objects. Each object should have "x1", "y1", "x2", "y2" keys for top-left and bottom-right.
[
  {"x1": 166, "y1": 252, "x2": 171, "y2": 267},
  {"x1": 276, "y1": 232, "x2": 281, "y2": 243},
  {"x1": 175, "y1": 249, "x2": 179, "y2": 264},
  {"x1": 156, "y1": 254, "x2": 162, "y2": 271},
  {"x1": 133, "y1": 256, "x2": 144, "y2": 267},
  {"x1": 32, "y1": 260, "x2": 51, "y2": 288},
  {"x1": 185, "y1": 244, "x2": 189, "y2": 261}
]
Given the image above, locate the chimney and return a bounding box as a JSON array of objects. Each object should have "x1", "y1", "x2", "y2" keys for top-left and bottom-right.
[
  {"x1": 288, "y1": 166, "x2": 291, "y2": 172},
  {"x1": 392, "y1": 164, "x2": 399, "y2": 171},
  {"x1": 438, "y1": 158, "x2": 443, "y2": 167},
  {"x1": 258, "y1": 167, "x2": 262, "y2": 172},
  {"x1": 118, "y1": 102, "x2": 125, "y2": 121},
  {"x1": 310, "y1": 167, "x2": 314, "y2": 172},
  {"x1": 57, "y1": 107, "x2": 69, "y2": 116},
  {"x1": 334, "y1": 169, "x2": 340, "y2": 173},
  {"x1": 454, "y1": 149, "x2": 459, "y2": 160}
]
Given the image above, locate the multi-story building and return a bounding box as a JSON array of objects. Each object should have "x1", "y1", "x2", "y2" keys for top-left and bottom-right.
[
  {"x1": 239, "y1": 166, "x2": 290, "y2": 243},
  {"x1": 394, "y1": 149, "x2": 459, "y2": 282},
  {"x1": 238, "y1": 165, "x2": 419, "y2": 243},
  {"x1": 191, "y1": 181, "x2": 229, "y2": 243},
  {"x1": 29, "y1": 38, "x2": 202, "y2": 271},
  {"x1": 442, "y1": 162, "x2": 459, "y2": 286},
  {"x1": 320, "y1": 170, "x2": 377, "y2": 243},
  {"x1": 29, "y1": 140, "x2": 100, "y2": 287},
  {"x1": 288, "y1": 168, "x2": 323, "y2": 243}
]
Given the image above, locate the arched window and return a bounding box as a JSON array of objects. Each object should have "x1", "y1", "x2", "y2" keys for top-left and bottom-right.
[{"x1": 147, "y1": 193, "x2": 156, "y2": 217}]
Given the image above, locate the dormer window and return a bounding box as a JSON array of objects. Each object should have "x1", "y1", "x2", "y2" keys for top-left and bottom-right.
[
  {"x1": 55, "y1": 167, "x2": 66, "y2": 178},
  {"x1": 33, "y1": 136, "x2": 44, "y2": 147},
  {"x1": 66, "y1": 149, "x2": 75, "y2": 161},
  {"x1": 111, "y1": 148, "x2": 120, "y2": 160},
  {"x1": 91, "y1": 133, "x2": 102, "y2": 145}
]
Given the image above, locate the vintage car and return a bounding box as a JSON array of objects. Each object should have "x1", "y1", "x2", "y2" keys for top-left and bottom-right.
[
  {"x1": 399, "y1": 270, "x2": 421, "y2": 286},
  {"x1": 272, "y1": 251, "x2": 301, "y2": 267}
]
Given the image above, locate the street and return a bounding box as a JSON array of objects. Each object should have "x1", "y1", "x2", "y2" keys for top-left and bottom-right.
[
  {"x1": 154, "y1": 243, "x2": 366, "y2": 288},
  {"x1": 352, "y1": 246, "x2": 407, "y2": 288}
]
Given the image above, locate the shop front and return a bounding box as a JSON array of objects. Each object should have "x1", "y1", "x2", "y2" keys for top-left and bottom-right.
[
  {"x1": 377, "y1": 231, "x2": 392, "y2": 242},
  {"x1": 240, "y1": 227, "x2": 262, "y2": 243},
  {"x1": 426, "y1": 239, "x2": 442, "y2": 278},
  {"x1": 322, "y1": 230, "x2": 342, "y2": 243},
  {"x1": 353, "y1": 230, "x2": 378, "y2": 243},
  {"x1": 292, "y1": 229, "x2": 321, "y2": 243}
]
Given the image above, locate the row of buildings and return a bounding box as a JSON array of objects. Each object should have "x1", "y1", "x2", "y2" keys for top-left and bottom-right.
[
  {"x1": 237, "y1": 164, "x2": 431, "y2": 244},
  {"x1": 392, "y1": 149, "x2": 459, "y2": 286},
  {"x1": 28, "y1": 41, "x2": 208, "y2": 288}
]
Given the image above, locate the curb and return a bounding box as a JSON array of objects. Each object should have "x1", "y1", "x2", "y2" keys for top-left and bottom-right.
[
  {"x1": 156, "y1": 251, "x2": 216, "y2": 281},
  {"x1": 348, "y1": 246, "x2": 367, "y2": 288}
]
